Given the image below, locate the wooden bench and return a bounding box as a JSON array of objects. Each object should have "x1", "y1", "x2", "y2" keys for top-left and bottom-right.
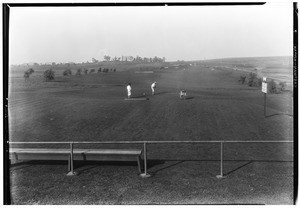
[{"x1": 9, "y1": 148, "x2": 143, "y2": 174}]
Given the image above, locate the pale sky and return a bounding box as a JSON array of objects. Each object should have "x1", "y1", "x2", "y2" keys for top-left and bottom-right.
[{"x1": 9, "y1": 2, "x2": 293, "y2": 64}]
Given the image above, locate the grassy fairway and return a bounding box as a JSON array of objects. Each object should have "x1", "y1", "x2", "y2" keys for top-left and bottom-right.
[{"x1": 8, "y1": 63, "x2": 294, "y2": 204}]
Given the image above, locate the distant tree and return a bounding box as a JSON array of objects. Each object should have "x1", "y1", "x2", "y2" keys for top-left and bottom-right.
[
  {"x1": 28, "y1": 68, "x2": 34, "y2": 75},
  {"x1": 128, "y1": 56, "x2": 134, "y2": 61},
  {"x1": 43, "y1": 69, "x2": 55, "y2": 81},
  {"x1": 239, "y1": 75, "x2": 246, "y2": 84},
  {"x1": 76, "y1": 68, "x2": 82, "y2": 76},
  {"x1": 24, "y1": 68, "x2": 35, "y2": 81},
  {"x1": 98, "y1": 68, "x2": 102, "y2": 73},
  {"x1": 135, "y1": 56, "x2": 143, "y2": 62},
  {"x1": 104, "y1": 55, "x2": 111, "y2": 62},
  {"x1": 84, "y1": 69, "x2": 88, "y2": 75},
  {"x1": 63, "y1": 70, "x2": 68, "y2": 76},
  {"x1": 89, "y1": 69, "x2": 95, "y2": 74},
  {"x1": 143, "y1": 57, "x2": 148, "y2": 62},
  {"x1": 247, "y1": 72, "x2": 260, "y2": 87},
  {"x1": 114, "y1": 68, "x2": 116, "y2": 72},
  {"x1": 257, "y1": 77, "x2": 262, "y2": 87},
  {"x1": 268, "y1": 79, "x2": 278, "y2": 93},
  {"x1": 92, "y1": 58, "x2": 99, "y2": 63},
  {"x1": 24, "y1": 71, "x2": 30, "y2": 81},
  {"x1": 279, "y1": 81, "x2": 286, "y2": 92},
  {"x1": 63, "y1": 69, "x2": 72, "y2": 76}
]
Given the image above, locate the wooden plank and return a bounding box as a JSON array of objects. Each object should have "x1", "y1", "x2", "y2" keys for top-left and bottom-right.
[
  {"x1": 10, "y1": 148, "x2": 141, "y2": 155},
  {"x1": 9, "y1": 148, "x2": 70, "y2": 154},
  {"x1": 77, "y1": 149, "x2": 142, "y2": 155},
  {"x1": 10, "y1": 154, "x2": 140, "y2": 162},
  {"x1": 9, "y1": 154, "x2": 139, "y2": 162},
  {"x1": 9, "y1": 153, "x2": 69, "y2": 161},
  {"x1": 9, "y1": 149, "x2": 142, "y2": 161},
  {"x1": 73, "y1": 154, "x2": 139, "y2": 161}
]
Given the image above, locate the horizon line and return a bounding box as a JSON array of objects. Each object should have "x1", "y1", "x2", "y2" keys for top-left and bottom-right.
[{"x1": 10, "y1": 55, "x2": 293, "y2": 66}]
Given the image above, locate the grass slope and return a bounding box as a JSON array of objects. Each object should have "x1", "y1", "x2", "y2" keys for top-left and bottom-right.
[{"x1": 8, "y1": 63, "x2": 294, "y2": 204}]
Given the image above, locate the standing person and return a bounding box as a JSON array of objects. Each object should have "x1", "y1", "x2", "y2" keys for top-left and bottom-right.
[
  {"x1": 151, "y1": 82, "x2": 156, "y2": 95},
  {"x1": 126, "y1": 83, "x2": 132, "y2": 98}
]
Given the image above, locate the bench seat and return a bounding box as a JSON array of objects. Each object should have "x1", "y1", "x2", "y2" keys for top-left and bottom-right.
[{"x1": 9, "y1": 148, "x2": 143, "y2": 174}]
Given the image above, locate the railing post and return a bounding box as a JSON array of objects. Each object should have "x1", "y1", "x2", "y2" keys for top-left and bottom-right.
[
  {"x1": 264, "y1": 93, "x2": 267, "y2": 117},
  {"x1": 140, "y1": 142, "x2": 151, "y2": 178},
  {"x1": 67, "y1": 142, "x2": 77, "y2": 176},
  {"x1": 216, "y1": 142, "x2": 225, "y2": 179}
]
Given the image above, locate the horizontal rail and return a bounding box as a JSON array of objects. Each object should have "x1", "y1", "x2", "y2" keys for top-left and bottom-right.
[{"x1": 8, "y1": 140, "x2": 293, "y2": 144}]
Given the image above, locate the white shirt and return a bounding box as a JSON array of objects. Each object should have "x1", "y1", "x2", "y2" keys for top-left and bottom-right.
[
  {"x1": 151, "y1": 83, "x2": 156, "y2": 88},
  {"x1": 127, "y1": 85, "x2": 131, "y2": 92}
]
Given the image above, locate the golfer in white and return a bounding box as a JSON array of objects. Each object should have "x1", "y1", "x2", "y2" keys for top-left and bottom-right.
[
  {"x1": 127, "y1": 83, "x2": 132, "y2": 98},
  {"x1": 151, "y1": 82, "x2": 156, "y2": 95}
]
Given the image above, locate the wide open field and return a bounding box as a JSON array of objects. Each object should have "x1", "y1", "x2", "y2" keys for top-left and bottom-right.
[{"x1": 8, "y1": 64, "x2": 294, "y2": 204}]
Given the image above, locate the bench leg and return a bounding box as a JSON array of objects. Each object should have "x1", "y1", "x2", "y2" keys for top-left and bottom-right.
[
  {"x1": 68, "y1": 155, "x2": 71, "y2": 172},
  {"x1": 137, "y1": 156, "x2": 142, "y2": 174},
  {"x1": 67, "y1": 155, "x2": 77, "y2": 176}
]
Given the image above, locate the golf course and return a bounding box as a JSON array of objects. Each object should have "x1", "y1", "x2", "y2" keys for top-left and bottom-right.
[{"x1": 8, "y1": 57, "x2": 294, "y2": 204}]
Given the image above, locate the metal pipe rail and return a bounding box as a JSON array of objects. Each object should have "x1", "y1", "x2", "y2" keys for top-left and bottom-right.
[
  {"x1": 8, "y1": 140, "x2": 293, "y2": 178},
  {"x1": 7, "y1": 140, "x2": 293, "y2": 144}
]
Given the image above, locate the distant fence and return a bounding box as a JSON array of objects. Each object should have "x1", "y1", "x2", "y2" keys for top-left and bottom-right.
[{"x1": 8, "y1": 140, "x2": 293, "y2": 178}]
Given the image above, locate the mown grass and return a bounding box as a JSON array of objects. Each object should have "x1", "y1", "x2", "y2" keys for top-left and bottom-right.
[
  {"x1": 8, "y1": 62, "x2": 294, "y2": 204},
  {"x1": 10, "y1": 159, "x2": 293, "y2": 204}
]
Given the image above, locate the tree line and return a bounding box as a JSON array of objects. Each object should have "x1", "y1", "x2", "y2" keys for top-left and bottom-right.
[
  {"x1": 97, "y1": 55, "x2": 166, "y2": 63},
  {"x1": 13, "y1": 55, "x2": 166, "y2": 67},
  {"x1": 24, "y1": 67, "x2": 117, "y2": 82},
  {"x1": 239, "y1": 72, "x2": 287, "y2": 94}
]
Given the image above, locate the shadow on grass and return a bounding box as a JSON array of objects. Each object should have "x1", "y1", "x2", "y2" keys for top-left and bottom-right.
[
  {"x1": 150, "y1": 160, "x2": 185, "y2": 176},
  {"x1": 9, "y1": 160, "x2": 166, "y2": 174},
  {"x1": 154, "y1": 91, "x2": 169, "y2": 95},
  {"x1": 10, "y1": 160, "x2": 68, "y2": 171},
  {"x1": 147, "y1": 159, "x2": 293, "y2": 177},
  {"x1": 223, "y1": 161, "x2": 253, "y2": 177},
  {"x1": 131, "y1": 95, "x2": 148, "y2": 98},
  {"x1": 47, "y1": 80, "x2": 65, "y2": 83},
  {"x1": 74, "y1": 160, "x2": 164, "y2": 174},
  {"x1": 184, "y1": 96, "x2": 194, "y2": 100},
  {"x1": 10, "y1": 159, "x2": 293, "y2": 177}
]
